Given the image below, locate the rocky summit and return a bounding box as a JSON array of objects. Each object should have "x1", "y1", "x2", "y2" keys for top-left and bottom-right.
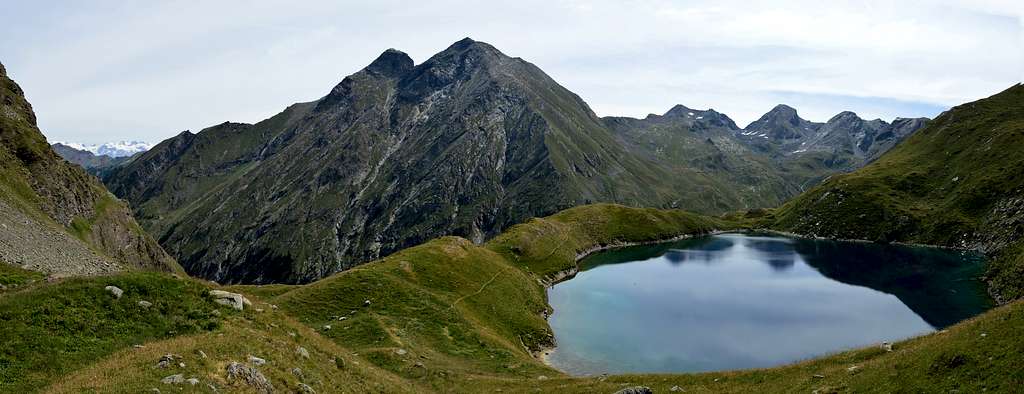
[{"x1": 99, "y1": 39, "x2": 927, "y2": 284}]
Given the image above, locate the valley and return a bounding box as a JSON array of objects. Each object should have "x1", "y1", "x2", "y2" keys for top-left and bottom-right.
[{"x1": 0, "y1": 29, "x2": 1021, "y2": 394}]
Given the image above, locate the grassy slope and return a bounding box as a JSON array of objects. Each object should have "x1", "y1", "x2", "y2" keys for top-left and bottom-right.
[
  {"x1": 9, "y1": 204, "x2": 1024, "y2": 392},
  {"x1": 772, "y1": 84, "x2": 1024, "y2": 300}
]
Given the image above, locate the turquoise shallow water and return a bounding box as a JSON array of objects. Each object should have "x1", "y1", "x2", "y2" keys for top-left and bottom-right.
[{"x1": 546, "y1": 233, "x2": 993, "y2": 375}]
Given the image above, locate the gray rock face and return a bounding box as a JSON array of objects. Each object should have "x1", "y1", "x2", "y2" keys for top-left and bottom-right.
[{"x1": 225, "y1": 362, "x2": 274, "y2": 393}]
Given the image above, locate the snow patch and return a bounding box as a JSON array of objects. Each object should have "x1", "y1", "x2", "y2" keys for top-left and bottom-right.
[{"x1": 56, "y1": 140, "x2": 153, "y2": 157}]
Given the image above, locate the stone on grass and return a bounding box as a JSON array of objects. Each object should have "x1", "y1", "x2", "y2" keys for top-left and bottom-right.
[
  {"x1": 297, "y1": 382, "x2": 316, "y2": 393},
  {"x1": 186, "y1": 377, "x2": 199, "y2": 385},
  {"x1": 138, "y1": 300, "x2": 153, "y2": 308},
  {"x1": 209, "y1": 290, "x2": 251, "y2": 311},
  {"x1": 296, "y1": 346, "x2": 310, "y2": 358},
  {"x1": 395, "y1": 348, "x2": 407, "y2": 356},
  {"x1": 248, "y1": 355, "x2": 267, "y2": 365},
  {"x1": 291, "y1": 367, "x2": 304, "y2": 378},
  {"x1": 226, "y1": 362, "x2": 274, "y2": 393},
  {"x1": 105, "y1": 285, "x2": 123, "y2": 299},
  {"x1": 161, "y1": 374, "x2": 184, "y2": 384},
  {"x1": 881, "y1": 341, "x2": 894, "y2": 352},
  {"x1": 670, "y1": 385, "x2": 683, "y2": 392}
]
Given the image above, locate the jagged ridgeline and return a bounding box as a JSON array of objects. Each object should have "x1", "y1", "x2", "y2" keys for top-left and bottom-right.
[
  {"x1": 0, "y1": 62, "x2": 181, "y2": 276},
  {"x1": 773, "y1": 83, "x2": 1024, "y2": 300},
  {"x1": 101, "y1": 38, "x2": 925, "y2": 284}
]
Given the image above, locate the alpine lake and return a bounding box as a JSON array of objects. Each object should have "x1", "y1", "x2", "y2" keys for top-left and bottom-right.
[{"x1": 545, "y1": 233, "x2": 994, "y2": 375}]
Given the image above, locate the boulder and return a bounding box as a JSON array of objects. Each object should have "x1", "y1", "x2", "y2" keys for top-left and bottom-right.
[
  {"x1": 105, "y1": 285, "x2": 123, "y2": 299},
  {"x1": 209, "y1": 290, "x2": 251, "y2": 311},
  {"x1": 226, "y1": 362, "x2": 274, "y2": 393}
]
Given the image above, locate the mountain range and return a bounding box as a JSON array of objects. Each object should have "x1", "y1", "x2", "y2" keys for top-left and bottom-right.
[
  {"x1": 55, "y1": 140, "x2": 152, "y2": 157},
  {"x1": 99, "y1": 38, "x2": 927, "y2": 284}
]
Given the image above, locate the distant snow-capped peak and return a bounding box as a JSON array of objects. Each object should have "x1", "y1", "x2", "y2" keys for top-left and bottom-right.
[{"x1": 56, "y1": 140, "x2": 152, "y2": 158}]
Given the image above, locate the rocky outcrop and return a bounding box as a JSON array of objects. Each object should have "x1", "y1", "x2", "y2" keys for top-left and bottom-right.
[{"x1": 0, "y1": 61, "x2": 181, "y2": 276}]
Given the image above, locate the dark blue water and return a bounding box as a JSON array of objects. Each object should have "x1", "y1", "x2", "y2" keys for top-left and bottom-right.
[{"x1": 546, "y1": 233, "x2": 993, "y2": 375}]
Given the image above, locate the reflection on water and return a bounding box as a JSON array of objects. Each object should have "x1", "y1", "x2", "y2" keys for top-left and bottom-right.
[{"x1": 546, "y1": 233, "x2": 993, "y2": 375}]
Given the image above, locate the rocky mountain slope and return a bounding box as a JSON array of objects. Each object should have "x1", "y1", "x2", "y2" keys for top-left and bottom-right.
[
  {"x1": 773, "y1": 83, "x2": 1024, "y2": 300},
  {"x1": 0, "y1": 62, "x2": 181, "y2": 276},
  {"x1": 101, "y1": 39, "x2": 925, "y2": 284}
]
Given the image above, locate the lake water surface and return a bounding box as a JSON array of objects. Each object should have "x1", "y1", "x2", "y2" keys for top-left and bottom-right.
[{"x1": 545, "y1": 233, "x2": 993, "y2": 375}]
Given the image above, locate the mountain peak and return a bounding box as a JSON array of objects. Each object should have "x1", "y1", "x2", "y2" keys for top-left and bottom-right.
[
  {"x1": 664, "y1": 104, "x2": 692, "y2": 117},
  {"x1": 827, "y1": 111, "x2": 862, "y2": 124},
  {"x1": 365, "y1": 48, "x2": 415, "y2": 77},
  {"x1": 767, "y1": 104, "x2": 799, "y2": 119}
]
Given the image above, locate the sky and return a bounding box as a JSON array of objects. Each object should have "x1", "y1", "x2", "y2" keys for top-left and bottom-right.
[{"x1": 1, "y1": 0, "x2": 1021, "y2": 145}]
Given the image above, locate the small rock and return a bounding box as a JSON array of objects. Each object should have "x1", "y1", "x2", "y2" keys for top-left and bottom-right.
[
  {"x1": 197, "y1": 350, "x2": 208, "y2": 359},
  {"x1": 133, "y1": 344, "x2": 145, "y2": 349},
  {"x1": 296, "y1": 346, "x2": 310, "y2": 358},
  {"x1": 297, "y1": 383, "x2": 316, "y2": 394},
  {"x1": 364, "y1": 299, "x2": 372, "y2": 306},
  {"x1": 812, "y1": 374, "x2": 825, "y2": 379},
  {"x1": 186, "y1": 378, "x2": 199, "y2": 385},
  {"x1": 323, "y1": 324, "x2": 332, "y2": 331},
  {"x1": 338, "y1": 316, "x2": 348, "y2": 321},
  {"x1": 149, "y1": 389, "x2": 160, "y2": 393},
  {"x1": 670, "y1": 385, "x2": 683, "y2": 392},
  {"x1": 414, "y1": 362, "x2": 425, "y2": 368},
  {"x1": 211, "y1": 309, "x2": 221, "y2": 316},
  {"x1": 847, "y1": 365, "x2": 860, "y2": 373},
  {"x1": 270, "y1": 304, "x2": 278, "y2": 309},
  {"x1": 161, "y1": 374, "x2": 184, "y2": 384},
  {"x1": 537, "y1": 375, "x2": 548, "y2": 380},
  {"x1": 395, "y1": 348, "x2": 407, "y2": 356},
  {"x1": 289, "y1": 332, "x2": 297, "y2": 337},
  {"x1": 615, "y1": 387, "x2": 653, "y2": 394},
  {"x1": 248, "y1": 355, "x2": 267, "y2": 365},
  {"x1": 349, "y1": 310, "x2": 356, "y2": 315},
  {"x1": 255, "y1": 308, "x2": 264, "y2": 313},
  {"x1": 105, "y1": 285, "x2": 123, "y2": 299},
  {"x1": 291, "y1": 367, "x2": 304, "y2": 378},
  {"x1": 881, "y1": 341, "x2": 894, "y2": 352},
  {"x1": 981, "y1": 333, "x2": 988, "y2": 338},
  {"x1": 156, "y1": 354, "x2": 178, "y2": 369},
  {"x1": 178, "y1": 362, "x2": 186, "y2": 368},
  {"x1": 138, "y1": 300, "x2": 153, "y2": 308}
]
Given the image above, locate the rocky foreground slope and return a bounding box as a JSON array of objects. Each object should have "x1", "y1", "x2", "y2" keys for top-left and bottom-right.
[
  {"x1": 101, "y1": 38, "x2": 926, "y2": 284},
  {"x1": 0, "y1": 62, "x2": 180, "y2": 276}
]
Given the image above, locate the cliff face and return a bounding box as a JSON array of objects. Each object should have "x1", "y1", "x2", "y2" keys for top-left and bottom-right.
[{"x1": 0, "y1": 61, "x2": 180, "y2": 275}]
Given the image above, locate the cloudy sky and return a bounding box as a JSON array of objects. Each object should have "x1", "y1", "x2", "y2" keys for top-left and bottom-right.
[{"x1": 2, "y1": 0, "x2": 1021, "y2": 145}]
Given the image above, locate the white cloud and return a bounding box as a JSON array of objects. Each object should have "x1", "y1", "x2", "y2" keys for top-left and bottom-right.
[{"x1": 0, "y1": 0, "x2": 1020, "y2": 143}]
